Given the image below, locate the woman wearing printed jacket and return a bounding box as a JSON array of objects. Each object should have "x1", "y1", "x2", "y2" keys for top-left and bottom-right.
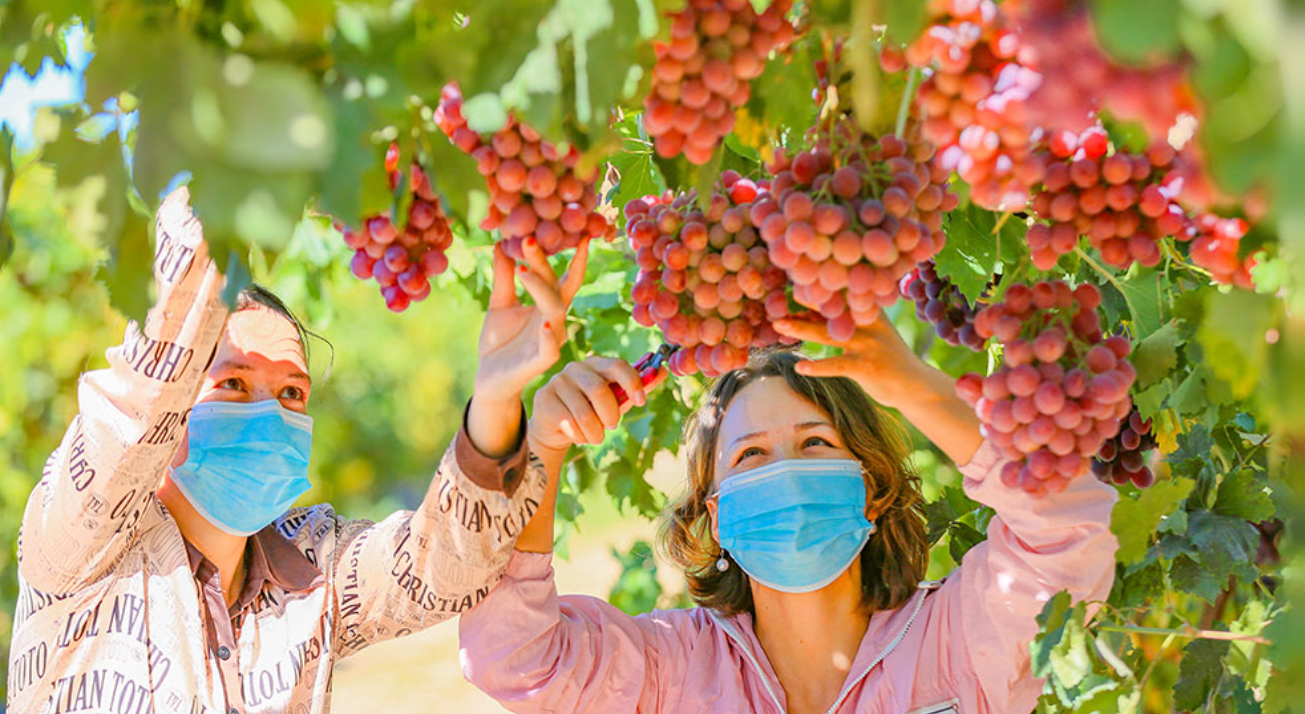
[
  {"x1": 460, "y1": 317, "x2": 1120, "y2": 714},
  {"x1": 7, "y1": 187, "x2": 587, "y2": 714}
]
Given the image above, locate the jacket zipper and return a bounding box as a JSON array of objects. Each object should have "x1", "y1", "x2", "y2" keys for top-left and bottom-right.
[
  {"x1": 821, "y1": 591, "x2": 929, "y2": 714},
  {"x1": 714, "y1": 617, "x2": 788, "y2": 713},
  {"x1": 710, "y1": 587, "x2": 932, "y2": 714}
]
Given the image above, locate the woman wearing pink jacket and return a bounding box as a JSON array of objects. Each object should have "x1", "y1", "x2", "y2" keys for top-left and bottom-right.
[{"x1": 459, "y1": 317, "x2": 1119, "y2": 714}]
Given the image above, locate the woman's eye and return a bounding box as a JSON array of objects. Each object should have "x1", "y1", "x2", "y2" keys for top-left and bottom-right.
[
  {"x1": 736, "y1": 446, "x2": 765, "y2": 463},
  {"x1": 280, "y1": 386, "x2": 305, "y2": 401},
  {"x1": 803, "y1": 436, "x2": 833, "y2": 448},
  {"x1": 218, "y1": 378, "x2": 244, "y2": 391}
]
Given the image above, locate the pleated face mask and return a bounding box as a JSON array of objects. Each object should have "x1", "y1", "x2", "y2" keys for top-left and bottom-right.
[
  {"x1": 170, "y1": 399, "x2": 313, "y2": 536},
  {"x1": 715, "y1": 458, "x2": 876, "y2": 593}
]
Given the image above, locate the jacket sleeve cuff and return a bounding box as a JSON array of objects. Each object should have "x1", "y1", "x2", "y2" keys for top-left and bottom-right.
[
  {"x1": 454, "y1": 399, "x2": 530, "y2": 497},
  {"x1": 957, "y1": 438, "x2": 1002, "y2": 484}
]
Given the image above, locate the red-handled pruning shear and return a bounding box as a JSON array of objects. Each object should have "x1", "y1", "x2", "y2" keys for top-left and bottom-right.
[{"x1": 610, "y1": 344, "x2": 680, "y2": 407}]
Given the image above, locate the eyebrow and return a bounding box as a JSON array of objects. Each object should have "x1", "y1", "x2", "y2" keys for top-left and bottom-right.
[
  {"x1": 725, "y1": 420, "x2": 835, "y2": 455},
  {"x1": 213, "y1": 361, "x2": 312, "y2": 384}
]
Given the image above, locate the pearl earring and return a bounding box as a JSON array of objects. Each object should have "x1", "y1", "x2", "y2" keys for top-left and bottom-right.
[
  {"x1": 716, "y1": 550, "x2": 730, "y2": 572},
  {"x1": 867, "y1": 520, "x2": 878, "y2": 536}
]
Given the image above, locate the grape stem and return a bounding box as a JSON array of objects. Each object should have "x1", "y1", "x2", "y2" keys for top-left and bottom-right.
[
  {"x1": 1073, "y1": 245, "x2": 1138, "y2": 322},
  {"x1": 894, "y1": 66, "x2": 920, "y2": 139},
  {"x1": 1095, "y1": 623, "x2": 1270, "y2": 645}
]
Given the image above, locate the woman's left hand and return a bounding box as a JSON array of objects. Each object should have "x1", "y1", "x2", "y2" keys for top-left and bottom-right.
[
  {"x1": 772, "y1": 317, "x2": 928, "y2": 412},
  {"x1": 468, "y1": 238, "x2": 589, "y2": 457},
  {"x1": 773, "y1": 316, "x2": 983, "y2": 464}
]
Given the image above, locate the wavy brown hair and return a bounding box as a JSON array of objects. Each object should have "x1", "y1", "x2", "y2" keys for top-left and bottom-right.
[{"x1": 657, "y1": 350, "x2": 928, "y2": 617}]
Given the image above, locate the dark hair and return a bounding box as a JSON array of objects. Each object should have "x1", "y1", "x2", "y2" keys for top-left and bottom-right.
[
  {"x1": 234, "y1": 284, "x2": 333, "y2": 378},
  {"x1": 658, "y1": 350, "x2": 928, "y2": 617}
]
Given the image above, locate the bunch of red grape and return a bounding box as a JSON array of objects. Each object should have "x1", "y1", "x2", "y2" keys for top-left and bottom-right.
[
  {"x1": 893, "y1": 0, "x2": 1045, "y2": 211},
  {"x1": 1190, "y1": 212, "x2": 1256, "y2": 289},
  {"x1": 342, "y1": 147, "x2": 453, "y2": 312},
  {"x1": 644, "y1": 0, "x2": 795, "y2": 165},
  {"x1": 1027, "y1": 126, "x2": 1189, "y2": 270},
  {"x1": 1014, "y1": 0, "x2": 1199, "y2": 141},
  {"x1": 1092, "y1": 408, "x2": 1156, "y2": 488},
  {"x1": 434, "y1": 83, "x2": 613, "y2": 259},
  {"x1": 756, "y1": 122, "x2": 957, "y2": 342},
  {"x1": 626, "y1": 172, "x2": 797, "y2": 377},
  {"x1": 955, "y1": 280, "x2": 1136, "y2": 495},
  {"x1": 900, "y1": 261, "x2": 985, "y2": 350}
]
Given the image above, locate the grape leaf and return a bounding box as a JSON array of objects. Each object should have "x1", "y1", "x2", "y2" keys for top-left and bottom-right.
[
  {"x1": 1169, "y1": 554, "x2": 1225, "y2": 604},
  {"x1": 1110, "y1": 476, "x2": 1194, "y2": 565},
  {"x1": 1132, "y1": 380, "x2": 1168, "y2": 421},
  {"x1": 882, "y1": 0, "x2": 927, "y2": 44},
  {"x1": 1169, "y1": 364, "x2": 1209, "y2": 415},
  {"x1": 947, "y1": 522, "x2": 985, "y2": 563},
  {"x1": 1112, "y1": 559, "x2": 1164, "y2": 608},
  {"x1": 1031, "y1": 592, "x2": 1092, "y2": 689},
  {"x1": 608, "y1": 142, "x2": 664, "y2": 221},
  {"x1": 1089, "y1": 0, "x2": 1181, "y2": 64},
  {"x1": 1173, "y1": 639, "x2": 1231, "y2": 711},
  {"x1": 97, "y1": 206, "x2": 155, "y2": 323},
  {"x1": 1197, "y1": 289, "x2": 1280, "y2": 400},
  {"x1": 936, "y1": 204, "x2": 1025, "y2": 304},
  {"x1": 1129, "y1": 321, "x2": 1179, "y2": 389},
  {"x1": 745, "y1": 39, "x2": 819, "y2": 144},
  {"x1": 1121, "y1": 266, "x2": 1165, "y2": 339},
  {"x1": 1213, "y1": 470, "x2": 1275, "y2": 523},
  {"x1": 1186, "y1": 509, "x2": 1260, "y2": 584},
  {"x1": 0, "y1": 127, "x2": 14, "y2": 269}
]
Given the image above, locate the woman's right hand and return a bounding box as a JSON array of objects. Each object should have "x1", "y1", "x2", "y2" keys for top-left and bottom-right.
[
  {"x1": 528, "y1": 355, "x2": 668, "y2": 459},
  {"x1": 515, "y1": 355, "x2": 668, "y2": 553}
]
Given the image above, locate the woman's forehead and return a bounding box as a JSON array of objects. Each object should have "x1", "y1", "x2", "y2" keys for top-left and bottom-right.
[
  {"x1": 218, "y1": 307, "x2": 307, "y2": 372},
  {"x1": 717, "y1": 377, "x2": 830, "y2": 443}
]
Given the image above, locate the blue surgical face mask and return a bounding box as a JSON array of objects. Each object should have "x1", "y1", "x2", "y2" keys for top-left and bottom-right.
[
  {"x1": 715, "y1": 458, "x2": 875, "y2": 594},
  {"x1": 170, "y1": 399, "x2": 313, "y2": 536}
]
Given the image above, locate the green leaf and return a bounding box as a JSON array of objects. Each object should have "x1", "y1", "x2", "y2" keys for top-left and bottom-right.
[
  {"x1": 1130, "y1": 321, "x2": 1179, "y2": 389},
  {"x1": 1197, "y1": 289, "x2": 1280, "y2": 399},
  {"x1": 947, "y1": 522, "x2": 985, "y2": 563},
  {"x1": 1120, "y1": 266, "x2": 1165, "y2": 339},
  {"x1": 462, "y1": 93, "x2": 509, "y2": 134},
  {"x1": 1132, "y1": 380, "x2": 1168, "y2": 421},
  {"x1": 936, "y1": 204, "x2": 1025, "y2": 304},
  {"x1": 1170, "y1": 554, "x2": 1225, "y2": 604},
  {"x1": 98, "y1": 207, "x2": 155, "y2": 323},
  {"x1": 0, "y1": 127, "x2": 14, "y2": 269},
  {"x1": 882, "y1": 0, "x2": 927, "y2": 44},
  {"x1": 745, "y1": 38, "x2": 820, "y2": 143},
  {"x1": 1213, "y1": 470, "x2": 1275, "y2": 523},
  {"x1": 422, "y1": 131, "x2": 489, "y2": 227},
  {"x1": 1113, "y1": 559, "x2": 1164, "y2": 608},
  {"x1": 1169, "y1": 364, "x2": 1210, "y2": 415},
  {"x1": 1173, "y1": 639, "x2": 1231, "y2": 711},
  {"x1": 693, "y1": 146, "x2": 724, "y2": 208},
  {"x1": 1187, "y1": 509, "x2": 1260, "y2": 584},
  {"x1": 1111, "y1": 476, "x2": 1194, "y2": 565},
  {"x1": 1030, "y1": 592, "x2": 1092, "y2": 689},
  {"x1": 1089, "y1": 0, "x2": 1182, "y2": 64}
]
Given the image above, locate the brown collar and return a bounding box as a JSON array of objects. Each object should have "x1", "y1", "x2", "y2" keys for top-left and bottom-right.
[{"x1": 185, "y1": 525, "x2": 324, "y2": 613}]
